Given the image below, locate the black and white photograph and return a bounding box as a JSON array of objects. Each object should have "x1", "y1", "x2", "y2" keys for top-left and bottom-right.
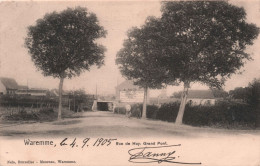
[{"x1": 0, "y1": 0, "x2": 259, "y2": 165}]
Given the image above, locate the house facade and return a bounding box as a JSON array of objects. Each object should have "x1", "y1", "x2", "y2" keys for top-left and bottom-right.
[
  {"x1": 187, "y1": 90, "x2": 216, "y2": 106},
  {"x1": 0, "y1": 77, "x2": 19, "y2": 95},
  {"x1": 115, "y1": 80, "x2": 148, "y2": 103}
]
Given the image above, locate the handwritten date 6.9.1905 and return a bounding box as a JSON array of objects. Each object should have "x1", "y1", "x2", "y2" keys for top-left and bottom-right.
[{"x1": 59, "y1": 138, "x2": 117, "y2": 148}]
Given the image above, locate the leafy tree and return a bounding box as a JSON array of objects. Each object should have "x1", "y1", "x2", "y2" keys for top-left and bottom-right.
[
  {"x1": 211, "y1": 88, "x2": 229, "y2": 98},
  {"x1": 69, "y1": 89, "x2": 87, "y2": 96},
  {"x1": 229, "y1": 78, "x2": 260, "y2": 106},
  {"x1": 116, "y1": 17, "x2": 176, "y2": 119},
  {"x1": 158, "y1": 1, "x2": 259, "y2": 124},
  {"x1": 25, "y1": 7, "x2": 106, "y2": 120},
  {"x1": 171, "y1": 91, "x2": 182, "y2": 98},
  {"x1": 247, "y1": 78, "x2": 260, "y2": 127},
  {"x1": 229, "y1": 87, "x2": 249, "y2": 101},
  {"x1": 246, "y1": 78, "x2": 260, "y2": 107}
]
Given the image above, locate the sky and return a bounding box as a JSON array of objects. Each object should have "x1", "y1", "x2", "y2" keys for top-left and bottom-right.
[{"x1": 0, "y1": 0, "x2": 259, "y2": 96}]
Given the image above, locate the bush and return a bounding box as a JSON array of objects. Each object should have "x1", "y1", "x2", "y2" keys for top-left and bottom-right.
[
  {"x1": 156, "y1": 102, "x2": 180, "y2": 122},
  {"x1": 39, "y1": 108, "x2": 54, "y2": 114},
  {"x1": 114, "y1": 104, "x2": 159, "y2": 119},
  {"x1": 114, "y1": 107, "x2": 126, "y2": 114},
  {"x1": 183, "y1": 105, "x2": 214, "y2": 126},
  {"x1": 146, "y1": 105, "x2": 159, "y2": 119},
  {"x1": 156, "y1": 101, "x2": 256, "y2": 128},
  {"x1": 130, "y1": 104, "x2": 142, "y2": 118},
  {"x1": 3, "y1": 107, "x2": 57, "y2": 122},
  {"x1": 113, "y1": 101, "x2": 256, "y2": 129},
  {"x1": 4, "y1": 108, "x2": 39, "y2": 121}
]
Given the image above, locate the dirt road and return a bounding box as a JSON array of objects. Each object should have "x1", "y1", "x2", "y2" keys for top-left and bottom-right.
[
  {"x1": 0, "y1": 111, "x2": 259, "y2": 138},
  {"x1": 0, "y1": 111, "x2": 260, "y2": 166}
]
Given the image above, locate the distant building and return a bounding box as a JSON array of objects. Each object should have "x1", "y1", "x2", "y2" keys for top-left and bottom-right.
[
  {"x1": 16, "y1": 88, "x2": 48, "y2": 96},
  {"x1": 115, "y1": 80, "x2": 148, "y2": 103},
  {"x1": 15, "y1": 85, "x2": 29, "y2": 95},
  {"x1": 187, "y1": 90, "x2": 215, "y2": 106},
  {"x1": 18, "y1": 85, "x2": 29, "y2": 90},
  {"x1": 0, "y1": 77, "x2": 19, "y2": 95}
]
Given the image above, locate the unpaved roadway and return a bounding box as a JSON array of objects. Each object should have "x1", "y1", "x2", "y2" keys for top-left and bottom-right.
[
  {"x1": 0, "y1": 111, "x2": 260, "y2": 166},
  {"x1": 0, "y1": 111, "x2": 259, "y2": 138}
]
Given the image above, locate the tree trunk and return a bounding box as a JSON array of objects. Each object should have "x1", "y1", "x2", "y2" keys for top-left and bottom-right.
[
  {"x1": 58, "y1": 77, "x2": 64, "y2": 120},
  {"x1": 175, "y1": 82, "x2": 190, "y2": 125},
  {"x1": 142, "y1": 86, "x2": 148, "y2": 119}
]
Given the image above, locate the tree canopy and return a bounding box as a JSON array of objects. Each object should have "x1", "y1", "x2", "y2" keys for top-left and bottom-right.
[
  {"x1": 155, "y1": 1, "x2": 259, "y2": 124},
  {"x1": 159, "y1": 1, "x2": 259, "y2": 88},
  {"x1": 116, "y1": 17, "x2": 177, "y2": 118},
  {"x1": 116, "y1": 17, "x2": 175, "y2": 89},
  {"x1": 116, "y1": 1, "x2": 259, "y2": 121},
  {"x1": 229, "y1": 78, "x2": 260, "y2": 107},
  {"x1": 25, "y1": 7, "x2": 106, "y2": 79},
  {"x1": 25, "y1": 7, "x2": 106, "y2": 119}
]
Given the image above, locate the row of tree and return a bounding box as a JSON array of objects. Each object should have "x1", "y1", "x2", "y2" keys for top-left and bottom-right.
[
  {"x1": 116, "y1": 1, "x2": 259, "y2": 124},
  {"x1": 229, "y1": 78, "x2": 260, "y2": 107},
  {"x1": 172, "y1": 78, "x2": 260, "y2": 107},
  {"x1": 25, "y1": 2, "x2": 259, "y2": 123},
  {"x1": 171, "y1": 88, "x2": 228, "y2": 99}
]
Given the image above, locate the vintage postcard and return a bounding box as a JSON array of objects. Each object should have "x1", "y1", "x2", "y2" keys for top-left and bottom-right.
[{"x1": 0, "y1": 0, "x2": 259, "y2": 166}]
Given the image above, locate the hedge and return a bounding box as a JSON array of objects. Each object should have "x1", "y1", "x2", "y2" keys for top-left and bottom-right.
[{"x1": 115, "y1": 101, "x2": 257, "y2": 129}]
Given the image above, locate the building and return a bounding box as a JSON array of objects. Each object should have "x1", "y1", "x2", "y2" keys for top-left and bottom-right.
[
  {"x1": 15, "y1": 85, "x2": 29, "y2": 95},
  {"x1": 115, "y1": 80, "x2": 147, "y2": 103},
  {"x1": 16, "y1": 88, "x2": 48, "y2": 96},
  {"x1": 0, "y1": 77, "x2": 19, "y2": 95},
  {"x1": 18, "y1": 85, "x2": 29, "y2": 90},
  {"x1": 187, "y1": 90, "x2": 216, "y2": 106}
]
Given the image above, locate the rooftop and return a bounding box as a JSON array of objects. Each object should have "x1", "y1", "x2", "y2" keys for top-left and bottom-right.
[
  {"x1": 0, "y1": 77, "x2": 19, "y2": 90},
  {"x1": 116, "y1": 80, "x2": 142, "y2": 91}
]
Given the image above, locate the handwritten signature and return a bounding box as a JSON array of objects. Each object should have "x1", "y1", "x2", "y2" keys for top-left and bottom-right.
[{"x1": 128, "y1": 144, "x2": 201, "y2": 164}]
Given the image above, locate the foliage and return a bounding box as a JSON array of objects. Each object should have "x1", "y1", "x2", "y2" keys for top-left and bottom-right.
[
  {"x1": 246, "y1": 78, "x2": 260, "y2": 107},
  {"x1": 156, "y1": 102, "x2": 180, "y2": 122},
  {"x1": 114, "y1": 107, "x2": 126, "y2": 114},
  {"x1": 130, "y1": 104, "x2": 142, "y2": 118},
  {"x1": 159, "y1": 1, "x2": 259, "y2": 87},
  {"x1": 68, "y1": 89, "x2": 87, "y2": 96},
  {"x1": 229, "y1": 87, "x2": 249, "y2": 101},
  {"x1": 116, "y1": 17, "x2": 175, "y2": 89},
  {"x1": 25, "y1": 7, "x2": 106, "y2": 119},
  {"x1": 0, "y1": 95, "x2": 58, "y2": 107},
  {"x1": 3, "y1": 108, "x2": 55, "y2": 121},
  {"x1": 183, "y1": 101, "x2": 256, "y2": 128},
  {"x1": 113, "y1": 101, "x2": 257, "y2": 129},
  {"x1": 171, "y1": 91, "x2": 182, "y2": 98},
  {"x1": 210, "y1": 88, "x2": 229, "y2": 98},
  {"x1": 157, "y1": 1, "x2": 259, "y2": 124},
  {"x1": 158, "y1": 101, "x2": 256, "y2": 128},
  {"x1": 114, "y1": 104, "x2": 158, "y2": 119},
  {"x1": 228, "y1": 78, "x2": 260, "y2": 108},
  {"x1": 171, "y1": 89, "x2": 229, "y2": 100},
  {"x1": 129, "y1": 104, "x2": 158, "y2": 118},
  {"x1": 146, "y1": 105, "x2": 159, "y2": 119},
  {"x1": 25, "y1": 7, "x2": 106, "y2": 79},
  {"x1": 116, "y1": 17, "x2": 178, "y2": 119}
]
